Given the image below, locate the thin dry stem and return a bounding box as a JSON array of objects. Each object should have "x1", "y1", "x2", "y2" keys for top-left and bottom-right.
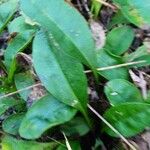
[
  {"x1": 62, "y1": 132, "x2": 72, "y2": 150},
  {"x1": 87, "y1": 104, "x2": 137, "y2": 150},
  {"x1": 85, "y1": 60, "x2": 146, "y2": 73},
  {"x1": 47, "y1": 137, "x2": 66, "y2": 147},
  {"x1": 95, "y1": 0, "x2": 118, "y2": 10},
  {"x1": 0, "y1": 83, "x2": 42, "y2": 100}
]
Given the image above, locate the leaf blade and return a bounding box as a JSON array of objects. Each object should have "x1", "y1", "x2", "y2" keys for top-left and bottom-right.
[
  {"x1": 0, "y1": 0, "x2": 18, "y2": 33},
  {"x1": 2, "y1": 135, "x2": 58, "y2": 150},
  {"x1": 97, "y1": 49, "x2": 129, "y2": 80},
  {"x1": 2, "y1": 113, "x2": 24, "y2": 135},
  {"x1": 103, "y1": 103, "x2": 150, "y2": 137},
  {"x1": 33, "y1": 30, "x2": 88, "y2": 115},
  {"x1": 15, "y1": 72, "x2": 35, "y2": 101},
  {"x1": 113, "y1": 0, "x2": 150, "y2": 28},
  {"x1": 4, "y1": 16, "x2": 37, "y2": 82},
  {"x1": 20, "y1": 0, "x2": 97, "y2": 71},
  {"x1": 0, "y1": 97, "x2": 21, "y2": 116},
  {"x1": 104, "y1": 79, "x2": 143, "y2": 105},
  {"x1": 19, "y1": 95, "x2": 77, "y2": 139},
  {"x1": 105, "y1": 26, "x2": 134, "y2": 55}
]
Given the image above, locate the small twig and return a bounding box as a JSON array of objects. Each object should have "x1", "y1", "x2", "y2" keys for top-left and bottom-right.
[
  {"x1": 47, "y1": 136, "x2": 66, "y2": 147},
  {"x1": 87, "y1": 104, "x2": 137, "y2": 150},
  {"x1": 62, "y1": 132, "x2": 72, "y2": 150},
  {"x1": 85, "y1": 60, "x2": 146, "y2": 73},
  {"x1": 0, "y1": 83, "x2": 42, "y2": 100},
  {"x1": 95, "y1": 0, "x2": 118, "y2": 10}
]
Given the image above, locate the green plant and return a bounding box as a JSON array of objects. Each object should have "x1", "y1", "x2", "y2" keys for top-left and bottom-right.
[{"x1": 1, "y1": 0, "x2": 150, "y2": 149}]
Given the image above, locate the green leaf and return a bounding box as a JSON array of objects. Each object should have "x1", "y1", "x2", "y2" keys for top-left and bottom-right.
[
  {"x1": 20, "y1": 0, "x2": 97, "y2": 72},
  {"x1": 103, "y1": 103, "x2": 150, "y2": 137},
  {"x1": 60, "y1": 116, "x2": 90, "y2": 136},
  {"x1": 19, "y1": 95, "x2": 77, "y2": 139},
  {"x1": 113, "y1": 0, "x2": 150, "y2": 28},
  {"x1": 15, "y1": 72, "x2": 35, "y2": 101},
  {"x1": 97, "y1": 49, "x2": 129, "y2": 80},
  {"x1": 33, "y1": 30, "x2": 89, "y2": 121},
  {"x1": 0, "y1": 97, "x2": 21, "y2": 115},
  {"x1": 105, "y1": 26, "x2": 134, "y2": 55},
  {"x1": 0, "y1": 0, "x2": 18, "y2": 33},
  {"x1": 108, "y1": 10, "x2": 129, "y2": 29},
  {"x1": 4, "y1": 16, "x2": 36, "y2": 82},
  {"x1": 2, "y1": 135, "x2": 58, "y2": 150},
  {"x1": 125, "y1": 45, "x2": 150, "y2": 67},
  {"x1": 104, "y1": 79, "x2": 143, "y2": 105},
  {"x1": 8, "y1": 16, "x2": 37, "y2": 33},
  {"x1": 2, "y1": 113, "x2": 24, "y2": 135}
]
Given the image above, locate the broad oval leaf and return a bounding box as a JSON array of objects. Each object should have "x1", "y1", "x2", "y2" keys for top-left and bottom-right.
[
  {"x1": 2, "y1": 113, "x2": 24, "y2": 135},
  {"x1": 20, "y1": 0, "x2": 97, "y2": 71},
  {"x1": 0, "y1": 0, "x2": 18, "y2": 33},
  {"x1": 19, "y1": 95, "x2": 77, "y2": 139},
  {"x1": 97, "y1": 49, "x2": 129, "y2": 80},
  {"x1": 113, "y1": 0, "x2": 150, "y2": 28},
  {"x1": 33, "y1": 30, "x2": 88, "y2": 117},
  {"x1": 15, "y1": 72, "x2": 35, "y2": 101},
  {"x1": 2, "y1": 135, "x2": 58, "y2": 150},
  {"x1": 103, "y1": 103, "x2": 150, "y2": 137},
  {"x1": 105, "y1": 26, "x2": 134, "y2": 55},
  {"x1": 104, "y1": 79, "x2": 143, "y2": 105}
]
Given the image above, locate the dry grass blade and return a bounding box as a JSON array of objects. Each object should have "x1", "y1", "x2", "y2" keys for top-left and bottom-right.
[
  {"x1": 95, "y1": 0, "x2": 118, "y2": 10},
  {"x1": 62, "y1": 132, "x2": 72, "y2": 150},
  {"x1": 48, "y1": 137, "x2": 66, "y2": 148},
  {"x1": 0, "y1": 83, "x2": 42, "y2": 100},
  {"x1": 85, "y1": 60, "x2": 146, "y2": 73},
  {"x1": 87, "y1": 104, "x2": 137, "y2": 150}
]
